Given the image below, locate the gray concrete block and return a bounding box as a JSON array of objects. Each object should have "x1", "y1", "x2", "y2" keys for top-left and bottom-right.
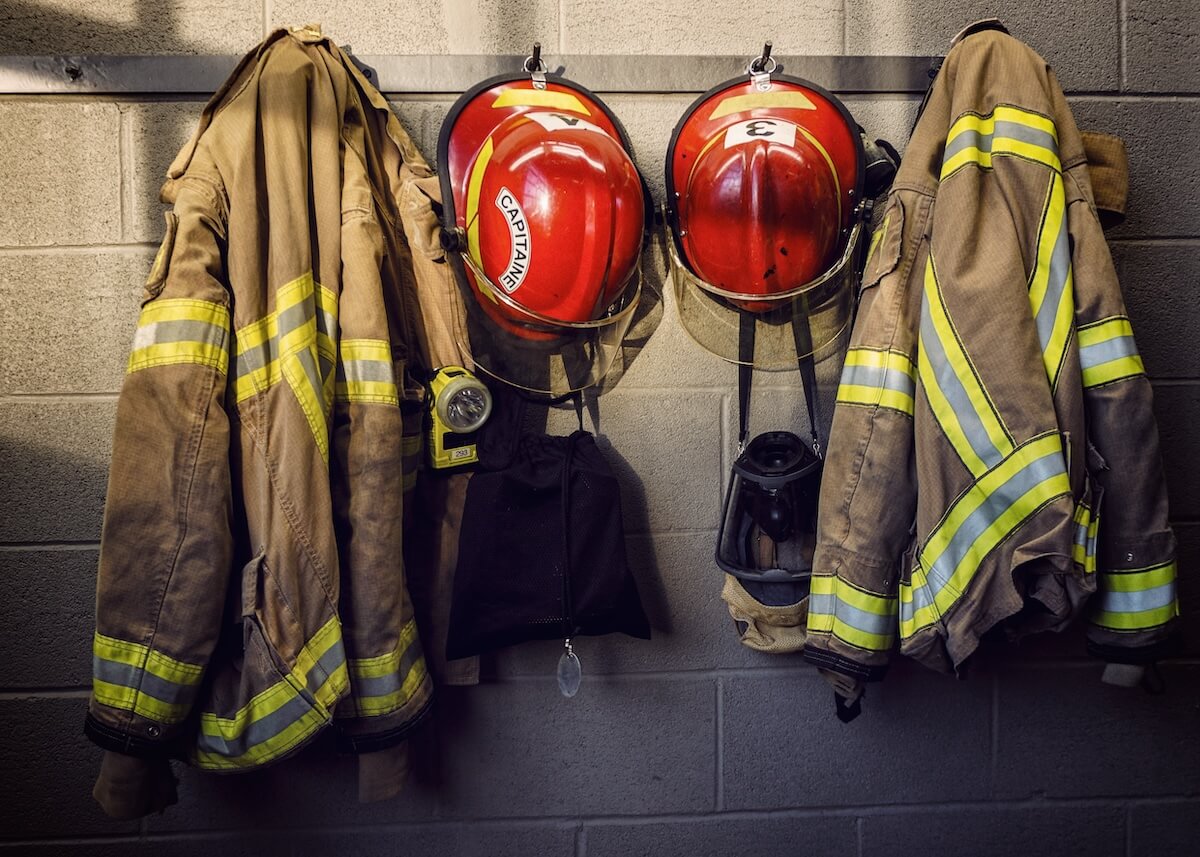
[
  {"x1": 270, "y1": 0, "x2": 558, "y2": 55},
  {"x1": 1152, "y1": 384, "x2": 1200, "y2": 520},
  {"x1": 1125, "y1": 0, "x2": 1200, "y2": 92},
  {"x1": 602, "y1": 94, "x2": 696, "y2": 204},
  {"x1": 0, "y1": 399, "x2": 116, "y2": 543},
  {"x1": 0, "y1": 103, "x2": 120, "y2": 247},
  {"x1": 1175, "y1": 523, "x2": 1199, "y2": 657},
  {"x1": 842, "y1": 96, "x2": 922, "y2": 156},
  {"x1": 0, "y1": 549, "x2": 97, "y2": 688},
  {"x1": 492, "y1": 532, "x2": 794, "y2": 677},
  {"x1": 389, "y1": 97, "x2": 455, "y2": 168},
  {"x1": 1130, "y1": 800, "x2": 1200, "y2": 857},
  {"x1": 994, "y1": 664, "x2": 1200, "y2": 798},
  {"x1": 560, "y1": 0, "x2": 842, "y2": 55},
  {"x1": 861, "y1": 805, "x2": 1126, "y2": 857},
  {"x1": 0, "y1": 1, "x2": 261, "y2": 55},
  {"x1": 147, "y1": 730, "x2": 439, "y2": 832},
  {"x1": 0, "y1": 697, "x2": 136, "y2": 839},
  {"x1": 846, "y1": 0, "x2": 1118, "y2": 93},
  {"x1": 0, "y1": 249, "x2": 148, "y2": 395},
  {"x1": 301, "y1": 823, "x2": 577, "y2": 857},
  {"x1": 433, "y1": 679, "x2": 716, "y2": 817},
  {"x1": 1070, "y1": 99, "x2": 1200, "y2": 239},
  {"x1": 123, "y1": 102, "x2": 203, "y2": 244},
  {"x1": 1110, "y1": 242, "x2": 1200, "y2": 379},
  {"x1": 722, "y1": 668, "x2": 993, "y2": 808},
  {"x1": 586, "y1": 815, "x2": 858, "y2": 857},
  {"x1": 547, "y1": 389, "x2": 725, "y2": 533}
]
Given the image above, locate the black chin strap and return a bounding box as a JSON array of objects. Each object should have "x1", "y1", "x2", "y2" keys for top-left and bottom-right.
[{"x1": 736, "y1": 309, "x2": 823, "y2": 455}]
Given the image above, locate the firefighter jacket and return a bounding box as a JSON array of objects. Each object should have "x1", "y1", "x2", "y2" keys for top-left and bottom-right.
[
  {"x1": 803, "y1": 27, "x2": 1179, "y2": 685},
  {"x1": 86, "y1": 27, "x2": 438, "y2": 811}
]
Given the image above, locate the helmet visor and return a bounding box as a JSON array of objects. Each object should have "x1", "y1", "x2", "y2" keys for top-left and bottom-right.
[{"x1": 669, "y1": 220, "x2": 860, "y2": 369}]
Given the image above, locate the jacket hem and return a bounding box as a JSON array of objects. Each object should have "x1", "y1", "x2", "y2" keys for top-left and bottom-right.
[
  {"x1": 803, "y1": 645, "x2": 889, "y2": 682},
  {"x1": 1087, "y1": 635, "x2": 1181, "y2": 665},
  {"x1": 335, "y1": 695, "x2": 434, "y2": 754}
]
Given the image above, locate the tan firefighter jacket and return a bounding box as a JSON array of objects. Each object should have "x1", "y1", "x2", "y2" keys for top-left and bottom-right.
[
  {"x1": 87, "y1": 27, "x2": 444, "y2": 810},
  {"x1": 804, "y1": 27, "x2": 1179, "y2": 686}
]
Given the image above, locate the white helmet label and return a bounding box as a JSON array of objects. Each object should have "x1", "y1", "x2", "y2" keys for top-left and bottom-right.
[
  {"x1": 495, "y1": 187, "x2": 530, "y2": 293},
  {"x1": 724, "y1": 119, "x2": 798, "y2": 149},
  {"x1": 526, "y1": 111, "x2": 606, "y2": 135}
]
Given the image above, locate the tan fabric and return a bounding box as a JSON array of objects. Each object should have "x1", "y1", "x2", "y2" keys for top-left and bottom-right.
[
  {"x1": 1081, "y1": 131, "x2": 1130, "y2": 229},
  {"x1": 805, "y1": 29, "x2": 1176, "y2": 685},
  {"x1": 88, "y1": 29, "x2": 442, "y2": 814},
  {"x1": 92, "y1": 752, "x2": 177, "y2": 821},
  {"x1": 356, "y1": 742, "x2": 410, "y2": 803},
  {"x1": 720, "y1": 575, "x2": 809, "y2": 654}
]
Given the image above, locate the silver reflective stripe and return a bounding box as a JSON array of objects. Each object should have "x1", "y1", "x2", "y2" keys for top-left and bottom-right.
[
  {"x1": 808, "y1": 594, "x2": 894, "y2": 638},
  {"x1": 918, "y1": 446, "x2": 1067, "y2": 606},
  {"x1": 352, "y1": 638, "x2": 425, "y2": 701},
  {"x1": 1098, "y1": 581, "x2": 1177, "y2": 615},
  {"x1": 132, "y1": 318, "x2": 227, "y2": 350},
  {"x1": 1034, "y1": 214, "x2": 1070, "y2": 358},
  {"x1": 943, "y1": 120, "x2": 1059, "y2": 161},
  {"x1": 840, "y1": 363, "x2": 915, "y2": 398},
  {"x1": 899, "y1": 573, "x2": 936, "y2": 624},
  {"x1": 92, "y1": 657, "x2": 198, "y2": 706},
  {"x1": 294, "y1": 346, "x2": 325, "y2": 403},
  {"x1": 196, "y1": 637, "x2": 345, "y2": 757},
  {"x1": 1080, "y1": 335, "x2": 1138, "y2": 370},
  {"x1": 919, "y1": 296, "x2": 1006, "y2": 470},
  {"x1": 339, "y1": 359, "x2": 395, "y2": 384}
]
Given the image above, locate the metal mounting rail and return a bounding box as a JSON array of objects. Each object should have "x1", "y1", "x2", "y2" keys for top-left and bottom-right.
[{"x1": 0, "y1": 54, "x2": 938, "y2": 95}]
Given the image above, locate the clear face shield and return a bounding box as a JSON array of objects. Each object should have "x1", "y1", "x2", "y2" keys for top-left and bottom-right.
[
  {"x1": 667, "y1": 218, "x2": 861, "y2": 370},
  {"x1": 449, "y1": 242, "x2": 643, "y2": 397}
]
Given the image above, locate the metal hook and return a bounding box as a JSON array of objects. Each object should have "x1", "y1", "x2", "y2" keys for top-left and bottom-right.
[
  {"x1": 524, "y1": 41, "x2": 548, "y2": 89},
  {"x1": 751, "y1": 41, "x2": 774, "y2": 72},
  {"x1": 748, "y1": 41, "x2": 776, "y2": 91}
]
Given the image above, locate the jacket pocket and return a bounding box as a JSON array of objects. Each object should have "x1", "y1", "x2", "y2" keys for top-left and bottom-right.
[
  {"x1": 191, "y1": 552, "x2": 348, "y2": 771},
  {"x1": 142, "y1": 210, "x2": 179, "y2": 304}
]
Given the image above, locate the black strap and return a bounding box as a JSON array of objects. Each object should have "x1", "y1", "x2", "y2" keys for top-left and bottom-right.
[
  {"x1": 737, "y1": 309, "x2": 823, "y2": 454},
  {"x1": 833, "y1": 691, "x2": 862, "y2": 723},
  {"x1": 737, "y1": 312, "x2": 755, "y2": 448}
]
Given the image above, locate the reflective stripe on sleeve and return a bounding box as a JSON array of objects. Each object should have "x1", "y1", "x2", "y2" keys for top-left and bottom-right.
[
  {"x1": 941, "y1": 105, "x2": 1061, "y2": 179},
  {"x1": 1072, "y1": 500, "x2": 1100, "y2": 575},
  {"x1": 1092, "y1": 561, "x2": 1179, "y2": 631},
  {"x1": 193, "y1": 615, "x2": 348, "y2": 770},
  {"x1": 1027, "y1": 170, "x2": 1075, "y2": 388},
  {"x1": 1078, "y1": 316, "x2": 1145, "y2": 388},
  {"x1": 127, "y1": 298, "x2": 229, "y2": 375},
  {"x1": 335, "y1": 339, "x2": 399, "y2": 405},
  {"x1": 807, "y1": 576, "x2": 897, "y2": 652},
  {"x1": 837, "y1": 348, "x2": 916, "y2": 416},
  {"x1": 901, "y1": 432, "x2": 1071, "y2": 638},
  {"x1": 92, "y1": 632, "x2": 205, "y2": 725},
  {"x1": 346, "y1": 619, "x2": 429, "y2": 717}
]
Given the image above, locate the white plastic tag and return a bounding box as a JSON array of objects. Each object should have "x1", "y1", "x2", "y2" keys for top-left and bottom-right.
[{"x1": 724, "y1": 119, "x2": 798, "y2": 149}]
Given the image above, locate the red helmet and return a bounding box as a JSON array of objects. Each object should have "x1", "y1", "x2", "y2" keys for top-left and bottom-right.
[
  {"x1": 666, "y1": 71, "x2": 864, "y2": 366},
  {"x1": 439, "y1": 73, "x2": 647, "y2": 394}
]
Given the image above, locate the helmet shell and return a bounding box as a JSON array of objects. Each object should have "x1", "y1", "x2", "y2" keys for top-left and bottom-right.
[{"x1": 668, "y1": 76, "x2": 863, "y2": 311}]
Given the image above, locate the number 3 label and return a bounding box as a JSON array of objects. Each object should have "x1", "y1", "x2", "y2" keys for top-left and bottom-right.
[{"x1": 724, "y1": 119, "x2": 798, "y2": 149}]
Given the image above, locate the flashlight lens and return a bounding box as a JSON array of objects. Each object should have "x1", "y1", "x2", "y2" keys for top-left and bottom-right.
[{"x1": 446, "y1": 388, "x2": 489, "y2": 430}]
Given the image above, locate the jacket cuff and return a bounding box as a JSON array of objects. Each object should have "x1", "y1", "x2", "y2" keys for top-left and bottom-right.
[
  {"x1": 803, "y1": 644, "x2": 890, "y2": 682},
  {"x1": 1087, "y1": 634, "x2": 1181, "y2": 665},
  {"x1": 84, "y1": 711, "x2": 183, "y2": 758},
  {"x1": 357, "y1": 742, "x2": 410, "y2": 803},
  {"x1": 335, "y1": 695, "x2": 434, "y2": 754},
  {"x1": 92, "y1": 751, "x2": 178, "y2": 820}
]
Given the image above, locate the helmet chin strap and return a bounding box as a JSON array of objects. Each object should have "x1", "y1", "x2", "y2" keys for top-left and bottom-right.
[{"x1": 736, "y1": 307, "x2": 823, "y2": 457}]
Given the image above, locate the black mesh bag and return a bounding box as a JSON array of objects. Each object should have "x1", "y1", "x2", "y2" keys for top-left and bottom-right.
[{"x1": 446, "y1": 429, "x2": 651, "y2": 660}]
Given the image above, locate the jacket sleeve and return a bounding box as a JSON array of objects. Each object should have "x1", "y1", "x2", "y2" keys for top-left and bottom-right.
[
  {"x1": 1064, "y1": 164, "x2": 1179, "y2": 663},
  {"x1": 803, "y1": 194, "x2": 926, "y2": 682},
  {"x1": 86, "y1": 180, "x2": 234, "y2": 758}
]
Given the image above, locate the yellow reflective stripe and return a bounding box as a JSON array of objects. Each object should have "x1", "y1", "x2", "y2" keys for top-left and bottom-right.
[
  {"x1": 93, "y1": 633, "x2": 203, "y2": 684},
  {"x1": 865, "y1": 214, "x2": 890, "y2": 270},
  {"x1": 1104, "y1": 563, "x2": 1176, "y2": 593},
  {"x1": 128, "y1": 298, "x2": 230, "y2": 375},
  {"x1": 1082, "y1": 355, "x2": 1145, "y2": 388},
  {"x1": 335, "y1": 381, "x2": 400, "y2": 404},
  {"x1": 92, "y1": 633, "x2": 204, "y2": 724},
  {"x1": 1072, "y1": 502, "x2": 1099, "y2": 574},
  {"x1": 1092, "y1": 603, "x2": 1178, "y2": 631},
  {"x1": 347, "y1": 620, "x2": 428, "y2": 717},
  {"x1": 838, "y1": 347, "x2": 917, "y2": 415},
  {"x1": 1078, "y1": 316, "x2": 1134, "y2": 347},
  {"x1": 1078, "y1": 316, "x2": 1144, "y2": 387},
  {"x1": 919, "y1": 255, "x2": 1013, "y2": 476},
  {"x1": 491, "y1": 88, "x2": 590, "y2": 114},
  {"x1": 340, "y1": 339, "x2": 391, "y2": 362},
  {"x1": 1027, "y1": 172, "x2": 1075, "y2": 387},
  {"x1": 797, "y1": 126, "x2": 842, "y2": 223},
  {"x1": 335, "y1": 338, "x2": 399, "y2": 405},
  {"x1": 941, "y1": 105, "x2": 1061, "y2": 179},
  {"x1": 708, "y1": 90, "x2": 817, "y2": 119},
  {"x1": 92, "y1": 680, "x2": 190, "y2": 724},
  {"x1": 902, "y1": 433, "x2": 1070, "y2": 637},
  {"x1": 808, "y1": 576, "x2": 897, "y2": 652}
]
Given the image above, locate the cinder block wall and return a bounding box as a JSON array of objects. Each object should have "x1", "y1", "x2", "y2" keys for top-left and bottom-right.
[{"x1": 2, "y1": 2, "x2": 1198, "y2": 855}]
